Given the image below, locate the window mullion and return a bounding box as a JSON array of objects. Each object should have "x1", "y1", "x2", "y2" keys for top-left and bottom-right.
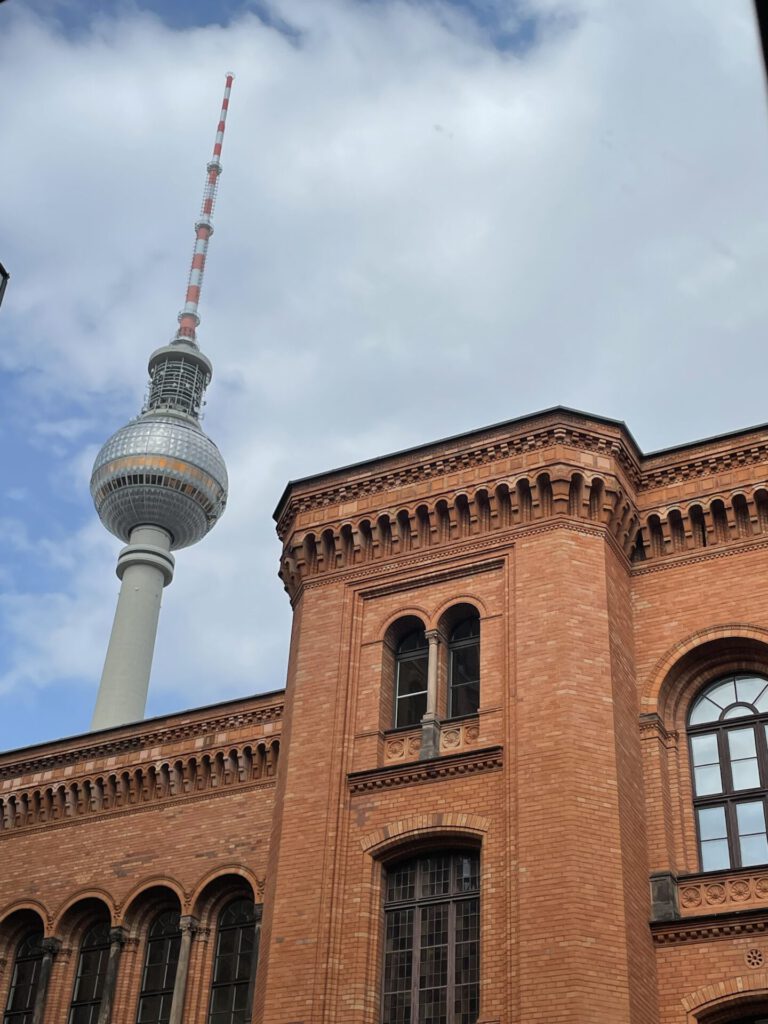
[{"x1": 411, "y1": 904, "x2": 421, "y2": 1024}]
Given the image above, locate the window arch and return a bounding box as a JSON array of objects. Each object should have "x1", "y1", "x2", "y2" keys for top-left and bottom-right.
[
  {"x1": 68, "y1": 921, "x2": 111, "y2": 1024},
  {"x1": 382, "y1": 850, "x2": 480, "y2": 1024},
  {"x1": 395, "y1": 628, "x2": 429, "y2": 729},
  {"x1": 135, "y1": 910, "x2": 181, "y2": 1024},
  {"x1": 447, "y1": 615, "x2": 480, "y2": 718},
  {"x1": 3, "y1": 930, "x2": 43, "y2": 1024},
  {"x1": 688, "y1": 674, "x2": 768, "y2": 871},
  {"x1": 207, "y1": 898, "x2": 261, "y2": 1024}
]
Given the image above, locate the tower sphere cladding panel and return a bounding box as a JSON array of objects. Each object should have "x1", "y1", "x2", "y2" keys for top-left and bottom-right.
[{"x1": 90, "y1": 414, "x2": 228, "y2": 550}]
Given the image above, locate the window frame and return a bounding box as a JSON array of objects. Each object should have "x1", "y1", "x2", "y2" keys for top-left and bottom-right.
[
  {"x1": 135, "y1": 910, "x2": 182, "y2": 1024},
  {"x1": 394, "y1": 629, "x2": 429, "y2": 730},
  {"x1": 688, "y1": 673, "x2": 768, "y2": 873},
  {"x1": 3, "y1": 930, "x2": 44, "y2": 1024},
  {"x1": 206, "y1": 898, "x2": 261, "y2": 1024},
  {"x1": 67, "y1": 921, "x2": 111, "y2": 1024},
  {"x1": 380, "y1": 850, "x2": 480, "y2": 1024},
  {"x1": 446, "y1": 618, "x2": 480, "y2": 721}
]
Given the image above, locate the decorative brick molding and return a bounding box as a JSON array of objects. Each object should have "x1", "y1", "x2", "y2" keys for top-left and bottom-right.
[
  {"x1": 0, "y1": 740, "x2": 279, "y2": 838},
  {"x1": 348, "y1": 746, "x2": 502, "y2": 795},
  {"x1": 383, "y1": 719, "x2": 481, "y2": 764},
  {"x1": 653, "y1": 914, "x2": 768, "y2": 946},
  {"x1": 678, "y1": 871, "x2": 768, "y2": 918},
  {"x1": 360, "y1": 812, "x2": 491, "y2": 855},
  {"x1": 681, "y1": 971, "x2": 768, "y2": 1015}
]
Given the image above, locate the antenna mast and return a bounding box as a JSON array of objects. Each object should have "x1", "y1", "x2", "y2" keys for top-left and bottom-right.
[{"x1": 176, "y1": 72, "x2": 235, "y2": 344}]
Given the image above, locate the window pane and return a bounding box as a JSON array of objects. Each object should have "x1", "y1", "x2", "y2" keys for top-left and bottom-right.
[
  {"x1": 707, "y1": 680, "x2": 736, "y2": 709},
  {"x1": 451, "y1": 645, "x2": 479, "y2": 687},
  {"x1": 419, "y1": 856, "x2": 451, "y2": 898},
  {"x1": 736, "y1": 676, "x2": 767, "y2": 704},
  {"x1": 698, "y1": 805, "x2": 728, "y2": 841},
  {"x1": 757, "y1": 688, "x2": 768, "y2": 712},
  {"x1": 732, "y1": 759, "x2": 761, "y2": 790},
  {"x1": 694, "y1": 765, "x2": 723, "y2": 796},
  {"x1": 723, "y1": 705, "x2": 754, "y2": 719},
  {"x1": 397, "y1": 658, "x2": 428, "y2": 697},
  {"x1": 701, "y1": 838, "x2": 730, "y2": 871},
  {"x1": 396, "y1": 692, "x2": 427, "y2": 729},
  {"x1": 455, "y1": 855, "x2": 479, "y2": 894},
  {"x1": 454, "y1": 899, "x2": 480, "y2": 1024},
  {"x1": 387, "y1": 861, "x2": 416, "y2": 903},
  {"x1": 688, "y1": 697, "x2": 723, "y2": 726},
  {"x1": 691, "y1": 733, "x2": 719, "y2": 766},
  {"x1": 450, "y1": 681, "x2": 480, "y2": 718},
  {"x1": 418, "y1": 904, "x2": 449, "y2": 1024},
  {"x1": 382, "y1": 908, "x2": 413, "y2": 1024},
  {"x1": 728, "y1": 727, "x2": 757, "y2": 759},
  {"x1": 741, "y1": 834, "x2": 768, "y2": 866},
  {"x1": 737, "y1": 800, "x2": 766, "y2": 835}
]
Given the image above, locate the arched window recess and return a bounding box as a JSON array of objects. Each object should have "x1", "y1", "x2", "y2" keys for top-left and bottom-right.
[
  {"x1": 135, "y1": 910, "x2": 181, "y2": 1024},
  {"x1": 688, "y1": 674, "x2": 768, "y2": 872},
  {"x1": 207, "y1": 898, "x2": 261, "y2": 1024},
  {"x1": 68, "y1": 921, "x2": 111, "y2": 1024},
  {"x1": 394, "y1": 628, "x2": 429, "y2": 729},
  {"x1": 447, "y1": 615, "x2": 480, "y2": 719}
]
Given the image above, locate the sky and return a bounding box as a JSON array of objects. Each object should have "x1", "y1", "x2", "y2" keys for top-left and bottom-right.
[{"x1": 0, "y1": 0, "x2": 767, "y2": 752}]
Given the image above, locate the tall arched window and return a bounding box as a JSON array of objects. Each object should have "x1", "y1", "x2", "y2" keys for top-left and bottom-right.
[
  {"x1": 395, "y1": 629, "x2": 429, "y2": 728},
  {"x1": 207, "y1": 899, "x2": 261, "y2": 1024},
  {"x1": 3, "y1": 931, "x2": 43, "y2": 1024},
  {"x1": 382, "y1": 851, "x2": 480, "y2": 1024},
  {"x1": 448, "y1": 617, "x2": 480, "y2": 718},
  {"x1": 688, "y1": 674, "x2": 768, "y2": 871},
  {"x1": 68, "y1": 921, "x2": 111, "y2": 1024},
  {"x1": 135, "y1": 911, "x2": 181, "y2": 1024}
]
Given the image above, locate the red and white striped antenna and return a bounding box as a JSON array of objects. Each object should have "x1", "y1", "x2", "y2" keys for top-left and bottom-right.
[{"x1": 175, "y1": 72, "x2": 235, "y2": 344}]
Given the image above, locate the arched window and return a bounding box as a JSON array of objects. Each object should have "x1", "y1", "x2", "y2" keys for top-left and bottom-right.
[
  {"x1": 448, "y1": 617, "x2": 480, "y2": 718},
  {"x1": 688, "y1": 674, "x2": 768, "y2": 871},
  {"x1": 68, "y1": 921, "x2": 111, "y2": 1024},
  {"x1": 3, "y1": 931, "x2": 43, "y2": 1024},
  {"x1": 382, "y1": 851, "x2": 480, "y2": 1024},
  {"x1": 395, "y1": 629, "x2": 429, "y2": 729},
  {"x1": 136, "y1": 911, "x2": 181, "y2": 1024},
  {"x1": 207, "y1": 899, "x2": 261, "y2": 1024}
]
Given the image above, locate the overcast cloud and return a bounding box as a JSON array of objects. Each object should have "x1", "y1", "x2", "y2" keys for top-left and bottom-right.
[{"x1": 0, "y1": 0, "x2": 767, "y2": 750}]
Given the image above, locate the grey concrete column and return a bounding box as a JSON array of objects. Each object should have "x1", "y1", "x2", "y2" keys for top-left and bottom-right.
[
  {"x1": 31, "y1": 938, "x2": 60, "y2": 1024},
  {"x1": 91, "y1": 526, "x2": 174, "y2": 731},
  {"x1": 168, "y1": 915, "x2": 198, "y2": 1024},
  {"x1": 420, "y1": 629, "x2": 441, "y2": 760},
  {"x1": 95, "y1": 928, "x2": 125, "y2": 1024}
]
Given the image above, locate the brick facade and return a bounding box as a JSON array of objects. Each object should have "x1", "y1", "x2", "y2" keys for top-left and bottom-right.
[{"x1": 4, "y1": 406, "x2": 768, "y2": 1022}]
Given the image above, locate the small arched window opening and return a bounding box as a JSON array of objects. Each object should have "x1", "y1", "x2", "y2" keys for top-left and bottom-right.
[
  {"x1": 3, "y1": 930, "x2": 43, "y2": 1024},
  {"x1": 395, "y1": 629, "x2": 429, "y2": 729},
  {"x1": 135, "y1": 910, "x2": 181, "y2": 1024},
  {"x1": 688, "y1": 674, "x2": 768, "y2": 872},
  {"x1": 448, "y1": 616, "x2": 480, "y2": 719},
  {"x1": 68, "y1": 921, "x2": 111, "y2": 1024},
  {"x1": 207, "y1": 898, "x2": 261, "y2": 1024},
  {"x1": 382, "y1": 850, "x2": 480, "y2": 1024}
]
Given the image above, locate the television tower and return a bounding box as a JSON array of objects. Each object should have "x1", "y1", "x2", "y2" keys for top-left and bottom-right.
[{"x1": 89, "y1": 74, "x2": 234, "y2": 731}]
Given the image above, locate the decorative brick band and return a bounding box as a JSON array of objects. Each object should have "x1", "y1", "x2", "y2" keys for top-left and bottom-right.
[
  {"x1": 360, "y1": 812, "x2": 491, "y2": 854},
  {"x1": 348, "y1": 746, "x2": 503, "y2": 795},
  {"x1": 0, "y1": 701, "x2": 284, "y2": 780},
  {"x1": 652, "y1": 913, "x2": 768, "y2": 945},
  {"x1": 678, "y1": 870, "x2": 768, "y2": 917}
]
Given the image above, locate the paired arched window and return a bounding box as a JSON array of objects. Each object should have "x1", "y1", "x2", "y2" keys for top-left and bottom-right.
[
  {"x1": 688, "y1": 674, "x2": 768, "y2": 871},
  {"x1": 136, "y1": 911, "x2": 181, "y2": 1024},
  {"x1": 207, "y1": 899, "x2": 261, "y2": 1024},
  {"x1": 448, "y1": 617, "x2": 480, "y2": 718},
  {"x1": 3, "y1": 931, "x2": 43, "y2": 1024},
  {"x1": 395, "y1": 630, "x2": 429, "y2": 728},
  {"x1": 393, "y1": 611, "x2": 481, "y2": 729},
  {"x1": 382, "y1": 851, "x2": 480, "y2": 1024},
  {"x1": 68, "y1": 921, "x2": 111, "y2": 1024}
]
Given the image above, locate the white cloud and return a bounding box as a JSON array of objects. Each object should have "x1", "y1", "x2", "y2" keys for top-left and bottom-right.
[{"x1": 0, "y1": 0, "x2": 767, "y2": 742}]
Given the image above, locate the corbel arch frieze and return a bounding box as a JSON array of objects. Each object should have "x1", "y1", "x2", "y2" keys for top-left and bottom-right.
[{"x1": 280, "y1": 465, "x2": 633, "y2": 597}]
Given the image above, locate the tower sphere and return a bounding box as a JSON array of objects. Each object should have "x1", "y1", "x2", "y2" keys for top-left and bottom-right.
[{"x1": 90, "y1": 412, "x2": 228, "y2": 550}]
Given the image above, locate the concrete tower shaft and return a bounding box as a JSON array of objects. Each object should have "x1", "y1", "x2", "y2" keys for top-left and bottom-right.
[{"x1": 90, "y1": 75, "x2": 234, "y2": 732}]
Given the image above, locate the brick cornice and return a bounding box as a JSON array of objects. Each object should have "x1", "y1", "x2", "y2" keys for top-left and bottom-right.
[
  {"x1": 347, "y1": 746, "x2": 503, "y2": 794},
  {"x1": 631, "y1": 536, "x2": 768, "y2": 576},
  {"x1": 652, "y1": 909, "x2": 768, "y2": 945}
]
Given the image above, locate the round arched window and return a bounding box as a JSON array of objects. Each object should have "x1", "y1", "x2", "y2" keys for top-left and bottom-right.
[{"x1": 688, "y1": 674, "x2": 768, "y2": 872}]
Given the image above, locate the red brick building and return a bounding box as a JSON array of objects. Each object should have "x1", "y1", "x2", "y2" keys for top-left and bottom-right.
[{"x1": 4, "y1": 406, "x2": 768, "y2": 1024}]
